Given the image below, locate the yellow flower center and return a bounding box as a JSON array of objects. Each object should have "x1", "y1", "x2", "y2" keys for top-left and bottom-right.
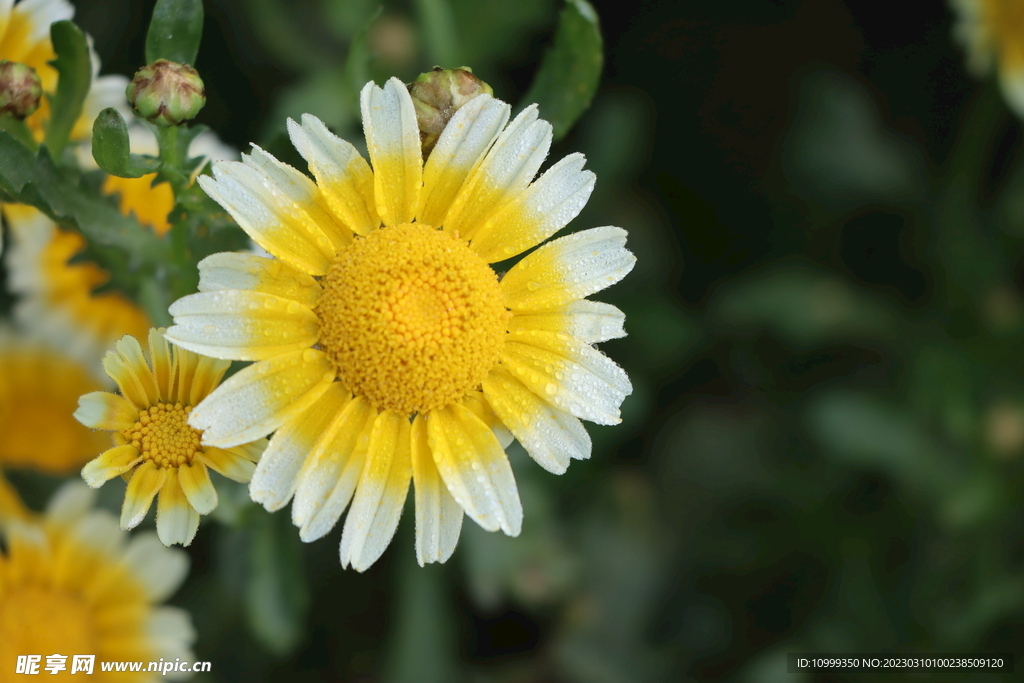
[
  {"x1": 317, "y1": 223, "x2": 507, "y2": 415},
  {"x1": 0, "y1": 585, "x2": 96, "y2": 668},
  {"x1": 124, "y1": 402, "x2": 202, "y2": 468}
]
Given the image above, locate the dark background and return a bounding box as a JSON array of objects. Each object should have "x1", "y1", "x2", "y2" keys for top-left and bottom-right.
[{"x1": 68, "y1": 1, "x2": 1024, "y2": 681}]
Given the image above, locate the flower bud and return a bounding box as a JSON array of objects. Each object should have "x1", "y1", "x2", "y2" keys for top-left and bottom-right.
[
  {"x1": 0, "y1": 60, "x2": 43, "y2": 121},
  {"x1": 408, "y1": 67, "x2": 493, "y2": 158},
  {"x1": 126, "y1": 59, "x2": 206, "y2": 127}
]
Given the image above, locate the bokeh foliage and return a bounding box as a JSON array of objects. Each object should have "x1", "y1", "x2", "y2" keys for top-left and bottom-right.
[{"x1": 6, "y1": 0, "x2": 1024, "y2": 681}]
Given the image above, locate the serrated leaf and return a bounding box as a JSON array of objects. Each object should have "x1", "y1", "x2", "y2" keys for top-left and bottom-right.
[
  {"x1": 521, "y1": 0, "x2": 603, "y2": 141},
  {"x1": 0, "y1": 131, "x2": 166, "y2": 265},
  {"x1": 92, "y1": 108, "x2": 162, "y2": 178},
  {"x1": 146, "y1": 0, "x2": 204, "y2": 66},
  {"x1": 45, "y1": 21, "x2": 92, "y2": 157}
]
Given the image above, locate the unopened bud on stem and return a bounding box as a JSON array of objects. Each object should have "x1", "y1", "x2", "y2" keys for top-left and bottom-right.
[
  {"x1": 127, "y1": 59, "x2": 206, "y2": 127},
  {"x1": 0, "y1": 60, "x2": 43, "y2": 120},
  {"x1": 408, "y1": 67, "x2": 493, "y2": 159}
]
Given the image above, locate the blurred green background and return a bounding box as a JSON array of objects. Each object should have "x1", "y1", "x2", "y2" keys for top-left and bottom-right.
[{"x1": 57, "y1": 0, "x2": 1024, "y2": 680}]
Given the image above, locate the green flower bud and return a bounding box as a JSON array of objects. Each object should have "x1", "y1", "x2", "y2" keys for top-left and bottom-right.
[
  {"x1": 0, "y1": 60, "x2": 43, "y2": 121},
  {"x1": 408, "y1": 67, "x2": 493, "y2": 159},
  {"x1": 126, "y1": 59, "x2": 206, "y2": 127}
]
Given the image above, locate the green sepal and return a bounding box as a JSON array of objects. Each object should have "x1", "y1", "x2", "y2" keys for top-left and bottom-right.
[
  {"x1": 92, "y1": 108, "x2": 162, "y2": 178},
  {"x1": 521, "y1": 0, "x2": 603, "y2": 141},
  {"x1": 44, "y1": 21, "x2": 92, "y2": 158},
  {"x1": 146, "y1": 0, "x2": 205, "y2": 66}
]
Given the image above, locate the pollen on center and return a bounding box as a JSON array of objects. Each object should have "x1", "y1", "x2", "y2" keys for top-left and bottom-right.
[
  {"x1": 317, "y1": 223, "x2": 508, "y2": 415},
  {"x1": 124, "y1": 402, "x2": 203, "y2": 468}
]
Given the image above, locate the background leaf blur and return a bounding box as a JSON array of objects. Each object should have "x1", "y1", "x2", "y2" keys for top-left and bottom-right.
[{"x1": 3, "y1": 0, "x2": 1024, "y2": 681}]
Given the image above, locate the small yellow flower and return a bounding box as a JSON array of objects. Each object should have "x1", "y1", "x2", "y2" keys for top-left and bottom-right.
[
  {"x1": 167, "y1": 78, "x2": 634, "y2": 570},
  {"x1": 0, "y1": 330, "x2": 110, "y2": 473},
  {"x1": 0, "y1": 482, "x2": 195, "y2": 681},
  {"x1": 952, "y1": 0, "x2": 1024, "y2": 116},
  {"x1": 75, "y1": 328, "x2": 265, "y2": 546}
]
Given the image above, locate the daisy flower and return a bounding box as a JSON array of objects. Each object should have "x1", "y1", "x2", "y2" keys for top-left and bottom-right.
[
  {"x1": 167, "y1": 78, "x2": 635, "y2": 571},
  {"x1": 75, "y1": 328, "x2": 265, "y2": 546},
  {"x1": 0, "y1": 329, "x2": 110, "y2": 473},
  {"x1": 952, "y1": 0, "x2": 1024, "y2": 116},
  {"x1": 0, "y1": 482, "x2": 195, "y2": 681}
]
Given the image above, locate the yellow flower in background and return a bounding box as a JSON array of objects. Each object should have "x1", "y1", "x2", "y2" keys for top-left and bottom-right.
[
  {"x1": 167, "y1": 78, "x2": 635, "y2": 570},
  {"x1": 0, "y1": 0, "x2": 129, "y2": 143},
  {"x1": 101, "y1": 175, "x2": 176, "y2": 236},
  {"x1": 0, "y1": 482, "x2": 195, "y2": 681},
  {"x1": 952, "y1": 0, "x2": 1024, "y2": 116},
  {"x1": 75, "y1": 328, "x2": 265, "y2": 547},
  {"x1": 0, "y1": 330, "x2": 110, "y2": 474},
  {"x1": 2, "y1": 203, "x2": 150, "y2": 373}
]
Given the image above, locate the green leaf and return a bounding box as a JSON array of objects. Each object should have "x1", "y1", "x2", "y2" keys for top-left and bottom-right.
[
  {"x1": 345, "y1": 5, "x2": 382, "y2": 110},
  {"x1": 521, "y1": 0, "x2": 603, "y2": 141},
  {"x1": 92, "y1": 108, "x2": 162, "y2": 178},
  {"x1": 146, "y1": 0, "x2": 205, "y2": 65},
  {"x1": 45, "y1": 21, "x2": 92, "y2": 158},
  {"x1": 244, "y1": 508, "x2": 309, "y2": 657},
  {"x1": 0, "y1": 131, "x2": 167, "y2": 265}
]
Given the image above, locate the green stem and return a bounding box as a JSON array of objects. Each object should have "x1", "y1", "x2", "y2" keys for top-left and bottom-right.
[
  {"x1": 0, "y1": 116, "x2": 38, "y2": 151},
  {"x1": 156, "y1": 125, "x2": 188, "y2": 193},
  {"x1": 383, "y1": 533, "x2": 460, "y2": 683}
]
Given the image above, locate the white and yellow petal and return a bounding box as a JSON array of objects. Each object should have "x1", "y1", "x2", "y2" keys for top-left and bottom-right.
[
  {"x1": 339, "y1": 410, "x2": 412, "y2": 571},
  {"x1": 81, "y1": 444, "x2": 142, "y2": 488},
  {"x1": 418, "y1": 93, "x2": 510, "y2": 226},
  {"x1": 197, "y1": 161, "x2": 336, "y2": 275},
  {"x1": 287, "y1": 113, "x2": 378, "y2": 235},
  {"x1": 500, "y1": 329, "x2": 632, "y2": 425},
  {"x1": 187, "y1": 349, "x2": 336, "y2": 448},
  {"x1": 482, "y1": 366, "x2": 592, "y2": 474},
  {"x1": 167, "y1": 289, "x2": 320, "y2": 361},
  {"x1": 120, "y1": 460, "x2": 167, "y2": 530},
  {"x1": 242, "y1": 144, "x2": 353, "y2": 251},
  {"x1": 249, "y1": 384, "x2": 350, "y2": 511},
  {"x1": 74, "y1": 390, "x2": 139, "y2": 431},
  {"x1": 427, "y1": 403, "x2": 522, "y2": 536},
  {"x1": 360, "y1": 77, "x2": 423, "y2": 226},
  {"x1": 501, "y1": 226, "x2": 636, "y2": 310},
  {"x1": 201, "y1": 444, "x2": 260, "y2": 483},
  {"x1": 470, "y1": 152, "x2": 595, "y2": 262},
  {"x1": 442, "y1": 104, "x2": 552, "y2": 240},
  {"x1": 508, "y1": 299, "x2": 626, "y2": 343},
  {"x1": 291, "y1": 395, "x2": 375, "y2": 542},
  {"x1": 411, "y1": 414, "x2": 463, "y2": 565},
  {"x1": 197, "y1": 251, "x2": 322, "y2": 309},
  {"x1": 176, "y1": 460, "x2": 218, "y2": 515},
  {"x1": 155, "y1": 469, "x2": 200, "y2": 547}
]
